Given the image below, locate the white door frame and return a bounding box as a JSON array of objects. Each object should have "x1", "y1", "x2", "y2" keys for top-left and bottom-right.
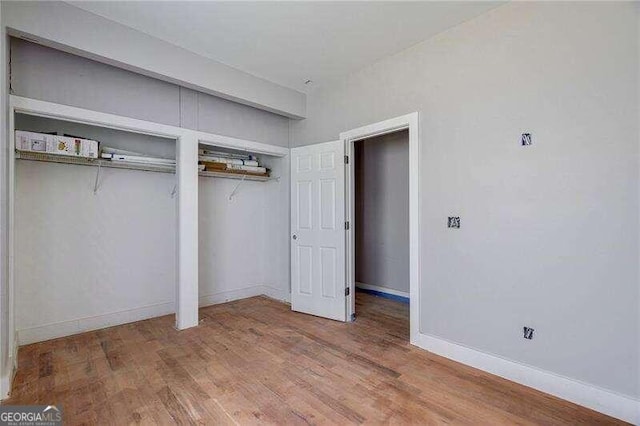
[{"x1": 340, "y1": 112, "x2": 420, "y2": 344}]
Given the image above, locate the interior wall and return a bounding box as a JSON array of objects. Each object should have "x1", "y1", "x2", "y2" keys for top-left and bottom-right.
[
  {"x1": 15, "y1": 160, "x2": 177, "y2": 344},
  {"x1": 291, "y1": 2, "x2": 639, "y2": 400},
  {"x1": 199, "y1": 179, "x2": 265, "y2": 301},
  {"x1": 195, "y1": 91, "x2": 290, "y2": 147},
  {"x1": 259, "y1": 154, "x2": 291, "y2": 299},
  {"x1": 355, "y1": 130, "x2": 409, "y2": 295},
  {"x1": 10, "y1": 38, "x2": 290, "y2": 147}
]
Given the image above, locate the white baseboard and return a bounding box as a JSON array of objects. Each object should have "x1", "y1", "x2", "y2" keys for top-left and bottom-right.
[
  {"x1": 17, "y1": 301, "x2": 175, "y2": 345},
  {"x1": 260, "y1": 285, "x2": 291, "y2": 303},
  {"x1": 17, "y1": 285, "x2": 290, "y2": 346},
  {"x1": 0, "y1": 372, "x2": 10, "y2": 400},
  {"x1": 356, "y1": 282, "x2": 409, "y2": 298},
  {"x1": 198, "y1": 286, "x2": 263, "y2": 307},
  {"x1": 198, "y1": 285, "x2": 289, "y2": 307},
  {"x1": 414, "y1": 332, "x2": 639, "y2": 424},
  {"x1": 0, "y1": 338, "x2": 17, "y2": 399}
]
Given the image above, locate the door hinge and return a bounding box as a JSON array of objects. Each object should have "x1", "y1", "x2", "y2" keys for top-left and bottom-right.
[
  {"x1": 345, "y1": 287, "x2": 350, "y2": 296},
  {"x1": 345, "y1": 221, "x2": 350, "y2": 230},
  {"x1": 344, "y1": 155, "x2": 349, "y2": 164}
]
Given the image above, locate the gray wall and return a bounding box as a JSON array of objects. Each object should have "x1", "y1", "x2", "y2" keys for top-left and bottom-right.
[
  {"x1": 291, "y1": 2, "x2": 639, "y2": 399},
  {"x1": 355, "y1": 130, "x2": 409, "y2": 294},
  {"x1": 10, "y1": 38, "x2": 290, "y2": 147}
]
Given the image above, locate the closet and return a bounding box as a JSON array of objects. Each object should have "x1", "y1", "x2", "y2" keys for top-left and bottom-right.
[
  {"x1": 197, "y1": 142, "x2": 289, "y2": 307},
  {"x1": 14, "y1": 112, "x2": 178, "y2": 345},
  {"x1": 8, "y1": 96, "x2": 290, "y2": 356}
]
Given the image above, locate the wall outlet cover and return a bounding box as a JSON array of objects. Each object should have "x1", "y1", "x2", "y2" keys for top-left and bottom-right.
[
  {"x1": 523, "y1": 326, "x2": 534, "y2": 339},
  {"x1": 448, "y1": 217, "x2": 460, "y2": 228}
]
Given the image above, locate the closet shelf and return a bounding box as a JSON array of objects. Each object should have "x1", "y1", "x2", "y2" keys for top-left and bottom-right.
[
  {"x1": 16, "y1": 150, "x2": 175, "y2": 173},
  {"x1": 15, "y1": 150, "x2": 272, "y2": 181},
  {"x1": 198, "y1": 170, "x2": 271, "y2": 182}
]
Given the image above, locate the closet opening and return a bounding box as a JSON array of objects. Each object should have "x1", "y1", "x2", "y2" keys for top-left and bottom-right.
[
  {"x1": 13, "y1": 112, "x2": 178, "y2": 346},
  {"x1": 197, "y1": 142, "x2": 288, "y2": 311},
  {"x1": 353, "y1": 129, "x2": 410, "y2": 340}
]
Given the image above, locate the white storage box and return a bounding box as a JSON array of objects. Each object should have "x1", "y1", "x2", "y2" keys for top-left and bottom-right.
[
  {"x1": 16, "y1": 131, "x2": 99, "y2": 159},
  {"x1": 15, "y1": 130, "x2": 52, "y2": 153},
  {"x1": 50, "y1": 135, "x2": 99, "y2": 158}
]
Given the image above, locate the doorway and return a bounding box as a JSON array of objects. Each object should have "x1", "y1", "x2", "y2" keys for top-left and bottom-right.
[
  {"x1": 354, "y1": 129, "x2": 410, "y2": 338},
  {"x1": 289, "y1": 113, "x2": 419, "y2": 342},
  {"x1": 342, "y1": 112, "x2": 420, "y2": 344}
]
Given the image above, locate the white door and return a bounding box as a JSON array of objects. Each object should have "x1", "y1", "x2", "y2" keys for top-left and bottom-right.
[{"x1": 290, "y1": 140, "x2": 346, "y2": 321}]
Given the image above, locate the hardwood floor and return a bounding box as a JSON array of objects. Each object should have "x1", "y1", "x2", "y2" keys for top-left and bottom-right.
[{"x1": 4, "y1": 292, "x2": 625, "y2": 425}]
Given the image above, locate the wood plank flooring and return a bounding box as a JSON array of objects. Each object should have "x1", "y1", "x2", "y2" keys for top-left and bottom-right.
[{"x1": 3, "y1": 292, "x2": 625, "y2": 425}]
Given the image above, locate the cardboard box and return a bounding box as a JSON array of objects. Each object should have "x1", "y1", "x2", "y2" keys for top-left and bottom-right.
[
  {"x1": 50, "y1": 135, "x2": 99, "y2": 158},
  {"x1": 200, "y1": 161, "x2": 228, "y2": 171},
  {"x1": 15, "y1": 131, "x2": 99, "y2": 158},
  {"x1": 15, "y1": 130, "x2": 52, "y2": 153}
]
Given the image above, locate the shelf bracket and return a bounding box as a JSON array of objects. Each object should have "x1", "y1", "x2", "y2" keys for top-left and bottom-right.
[
  {"x1": 93, "y1": 161, "x2": 102, "y2": 195},
  {"x1": 228, "y1": 174, "x2": 247, "y2": 201}
]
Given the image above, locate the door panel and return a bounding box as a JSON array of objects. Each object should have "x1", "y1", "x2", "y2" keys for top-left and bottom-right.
[
  {"x1": 297, "y1": 180, "x2": 312, "y2": 229},
  {"x1": 320, "y1": 179, "x2": 336, "y2": 229},
  {"x1": 297, "y1": 245, "x2": 313, "y2": 295},
  {"x1": 320, "y1": 247, "x2": 337, "y2": 298},
  {"x1": 290, "y1": 140, "x2": 346, "y2": 321}
]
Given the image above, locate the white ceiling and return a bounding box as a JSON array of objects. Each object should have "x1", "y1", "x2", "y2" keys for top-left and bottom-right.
[{"x1": 68, "y1": 1, "x2": 503, "y2": 93}]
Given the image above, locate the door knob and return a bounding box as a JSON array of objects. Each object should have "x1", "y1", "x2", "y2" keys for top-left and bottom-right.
[{"x1": 292, "y1": 234, "x2": 297, "y2": 240}]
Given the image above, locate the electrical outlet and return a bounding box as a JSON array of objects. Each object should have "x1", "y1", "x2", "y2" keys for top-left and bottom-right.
[
  {"x1": 523, "y1": 326, "x2": 534, "y2": 340},
  {"x1": 521, "y1": 133, "x2": 532, "y2": 146},
  {"x1": 448, "y1": 217, "x2": 460, "y2": 228}
]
